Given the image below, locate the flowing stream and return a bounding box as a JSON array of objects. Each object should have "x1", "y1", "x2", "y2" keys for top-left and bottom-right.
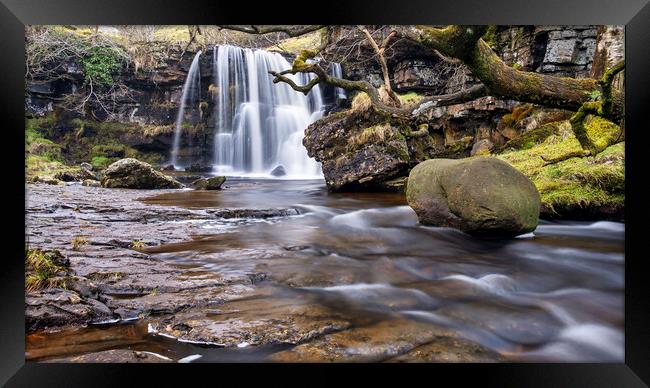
[{"x1": 27, "y1": 179, "x2": 624, "y2": 363}]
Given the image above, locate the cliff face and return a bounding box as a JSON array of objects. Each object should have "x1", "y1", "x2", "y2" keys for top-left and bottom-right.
[
  {"x1": 26, "y1": 46, "x2": 193, "y2": 164},
  {"x1": 303, "y1": 25, "x2": 608, "y2": 192},
  {"x1": 25, "y1": 46, "x2": 342, "y2": 167}
]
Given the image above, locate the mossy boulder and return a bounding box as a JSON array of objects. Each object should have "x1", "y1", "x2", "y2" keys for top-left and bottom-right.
[
  {"x1": 192, "y1": 176, "x2": 226, "y2": 190},
  {"x1": 101, "y1": 158, "x2": 182, "y2": 189},
  {"x1": 406, "y1": 157, "x2": 541, "y2": 238}
]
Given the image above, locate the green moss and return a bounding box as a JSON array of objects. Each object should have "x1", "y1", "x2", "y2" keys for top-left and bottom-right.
[
  {"x1": 91, "y1": 156, "x2": 113, "y2": 169},
  {"x1": 481, "y1": 25, "x2": 499, "y2": 49},
  {"x1": 91, "y1": 143, "x2": 130, "y2": 158},
  {"x1": 498, "y1": 122, "x2": 560, "y2": 152},
  {"x1": 26, "y1": 155, "x2": 72, "y2": 181},
  {"x1": 397, "y1": 91, "x2": 426, "y2": 106},
  {"x1": 268, "y1": 31, "x2": 321, "y2": 55},
  {"x1": 498, "y1": 118, "x2": 624, "y2": 217}
]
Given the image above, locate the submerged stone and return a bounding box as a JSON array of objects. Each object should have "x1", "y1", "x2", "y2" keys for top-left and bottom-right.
[
  {"x1": 406, "y1": 157, "x2": 540, "y2": 238},
  {"x1": 192, "y1": 176, "x2": 226, "y2": 190},
  {"x1": 207, "y1": 207, "x2": 299, "y2": 219},
  {"x1": 101, "y1": 158, "x2": 183, "y2": 189},
  {"x1": 270, "y1": 165, "x2": 287, "y2": 177}
]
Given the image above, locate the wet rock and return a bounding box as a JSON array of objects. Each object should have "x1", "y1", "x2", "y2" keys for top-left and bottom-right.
[
  {"x1": 303, "y1": 110, "x2": 411, "y2": 191},
  {"x1": 207, "y1": 208, "x2": 300, "y2": 219},
  {"x1": 80, "y1": 162, "x2": 93, "y2": 172},
  {"x1": 385, "y1": 335, "x2": 502, "y2": 362},
  {"x1": 25, "y1": 289, "x2": 114, "y2": 331},
  {"x1": 160, "y1": 164, "x2": 175, "y2": 171},
  {"x1": 43, "y1": 349, "x2": 173, "y2": 363},
  {"x1": 149, "y1": 291, "x2": 350, "y2": 348},
  {"x1": 101, "y1": 158, "x2": 183, "y2": 189},
  {"x1": 269, "y1": 319, "x2": 473, "y2": 362},
  {"x1": 185, "y1": 163, "x2": 213, "y2": 173},
  {"x1": 55, "y1": 168, "x2": 97, "y2": 182},
  {"x1": 406, "y1": 157, "x2": 540, "y2": 237},
  {"x1": 25, "y1": 183, "x2": 240, "y2": 331},
  {"x1": 192, "y1": 176, "x2": 226, "y2": 190},
  {"x1": 270, "y1": 165, "x2": 286, "y2": 177},
  {"x1": 82, "y1": 179, "x2": 101, "y2": 187}
]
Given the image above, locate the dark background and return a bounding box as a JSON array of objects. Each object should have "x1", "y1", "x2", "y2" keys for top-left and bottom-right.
[{"x1": 1, "y1": 0, "x2": 649, "y2": 386}]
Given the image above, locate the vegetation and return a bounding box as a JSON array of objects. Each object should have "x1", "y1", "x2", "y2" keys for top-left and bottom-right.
[
  {"x1": 267, "y1": 31, "x2": 321, "y2": 54},
  {"x1": 25, "y1": 113, "x2": 165, "y2": 179},
  {"x1": 25, "y1": 248, "x2": 71, "y2": 292},
  {"x1": 82, "y1": 46, "x2": 124, "y2": 87},
  {"x1": 130, "y1": 240, "x2": 146, "y2": 250},
  {"x1": 498, "y1": 117, "x2": 624, "y2": 217},
  {"x1": 71, "y1": 236, "x2": 89, "y2": 251}
]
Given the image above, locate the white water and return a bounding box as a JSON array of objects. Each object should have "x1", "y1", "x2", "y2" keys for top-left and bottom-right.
[
  {"x1": 330, "y1": 62, "x2": 347, "y2": 100},
  {"x1": 212, "y1": 45, "x2": 324, "y2": 178},
  {"x1": 170, "y1": 51, "x2": 202, "y2": 168}
]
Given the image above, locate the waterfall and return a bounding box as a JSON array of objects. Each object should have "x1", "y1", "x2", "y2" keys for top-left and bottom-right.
[
  {"x1": 212, "y1": 45, "x2": 324, "y2": 178},
  {"x1": 330, "y1": 62, "x2": 347, "y2": 100},
  {"x1": 170, "y1": 50, "x2": 202, "y2": 168}
]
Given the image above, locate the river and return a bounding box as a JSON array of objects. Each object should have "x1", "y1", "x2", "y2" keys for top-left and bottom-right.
[{"x1": 26, "y1": 178, "x2": 624, "y2": 362}]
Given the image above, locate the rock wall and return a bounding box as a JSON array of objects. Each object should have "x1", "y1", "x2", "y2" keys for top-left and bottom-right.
[{"x1": 307, "y1": 25, "x2": 611, "y2": 192}]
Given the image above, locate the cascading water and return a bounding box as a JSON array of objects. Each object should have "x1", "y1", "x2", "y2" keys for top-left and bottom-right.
[
  {"x1": 212, "y1": 45, "x2": 325, "y2": 178},
  {"x1": 170, "y1": 50, "x2": 202, "y2": 168},
  {"x1": 330, "y1": 62, "x2": 347, "y2": 100}
]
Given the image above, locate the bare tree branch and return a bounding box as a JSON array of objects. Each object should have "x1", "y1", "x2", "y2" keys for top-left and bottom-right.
[{"x1": 217, "y1": 25, "x2": 325, "y2": 37}]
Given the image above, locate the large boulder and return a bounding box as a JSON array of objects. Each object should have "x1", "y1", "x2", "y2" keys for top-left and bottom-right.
[
  {"x1": 406, "y1": 157, "x2": 540, "y2": 237},
  {"x1": 101, "y1": 158, "x2": 182, "y2": 189}
]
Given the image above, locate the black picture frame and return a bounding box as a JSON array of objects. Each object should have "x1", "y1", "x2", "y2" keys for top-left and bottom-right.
[{"x1": 2, "y1": 0, "x2": 649, "y2": 386}]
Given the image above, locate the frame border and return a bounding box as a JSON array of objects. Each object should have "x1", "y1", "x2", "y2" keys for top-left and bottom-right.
[{"x1": 2, "y1": 0, "x2": 649, "y2": 385}]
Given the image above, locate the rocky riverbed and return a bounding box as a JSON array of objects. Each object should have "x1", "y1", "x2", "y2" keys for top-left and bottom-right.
[{"x1": 25, "y1": 179, "x2": 623, "y2": 363}]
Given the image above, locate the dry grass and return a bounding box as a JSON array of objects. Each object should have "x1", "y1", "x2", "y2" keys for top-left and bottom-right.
[{"x1": 25, "y1": 248, "x2": 71, "y2": 292}]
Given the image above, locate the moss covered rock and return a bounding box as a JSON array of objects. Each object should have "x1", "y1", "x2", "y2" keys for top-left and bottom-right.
[
  {"x1": 101, "y1": 158, "x2": 182, "y2": 189},
  {"x1": 497, "y1": 117, "x2": 624, "y2": 220},
  {"x1": 406, "y1": 157, "x2": 541, "y2": 238},
  {"x1": 54, "y1": 168, "x2": 98, "y2": 182}
]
